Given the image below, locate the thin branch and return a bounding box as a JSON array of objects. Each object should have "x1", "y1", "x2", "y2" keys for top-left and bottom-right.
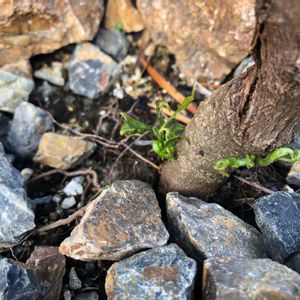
[{"x1": 234, "y1": 175, "x2": 274, "y2": 194}]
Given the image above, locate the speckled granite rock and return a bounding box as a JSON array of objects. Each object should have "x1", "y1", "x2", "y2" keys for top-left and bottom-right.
[
  {"x1": 253, "y1": 192, "x2": 300, "y2": 262},
  {"x1": 203, "y1": 257, "x2": 300, "y2": 299},
  {"x1": 137, "y1": 0, "x2": 255, "y2": 82},
  {"x1": 287, "y1": 161, "x2": 300, "y2": 187},
  {"x1": 7, "y1": 102, "x2": 54, "y2": 159},
  {"x1": 0, "y1": 60, "x2": 34, "y2": 113},
  {"x1": 0, "y1": 246, "x2": 65, "y2": 300},
  {"x1": 0, "y1": 0, "x2": 104, "y2": 66},
  {"x1": 59, "y1": 180, "x2": 169, "y2": 261},
  {"x1": 166, "y1": 192, "x2": 267, "y2": 264},
  {"x1": 34, "y1": 132, "x2": 96, "y2": 170},
  {"x1": 105, "y1": 244, "x2": 196, "y2": 300},
  {"x1": 68, "y1": 43, "x2": 121, "y2": 99},
  {"x1": 0, "y1": 153, "x2": 35, "y2": 248},
  {"x1": 105, "y1": 0, "x2": 144, "y2": 33}
]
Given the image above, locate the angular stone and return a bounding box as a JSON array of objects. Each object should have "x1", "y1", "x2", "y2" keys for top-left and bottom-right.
[
  {"x1": 203, "y1": 257, "x2": 300, "y2": 299},
  {"x1": 7, "y1": 102, "x2": 54, "y2": 159},
  {"x1": 94, "y1": 29, "x2": 129, "y2": 62},
  {"x1": 166, "y1": 192, "x2": 266, "y2": 264},
  {"x1": 105, "y1": 244, "x2": 196, "y2": 300},
  {"x1": 105, "y1": 0, "x2": 144, "y2": 33},
  {"x1": 34, "y1": 62, "x2": 65, "y2": 86},
  {"x1": 0, "y1": 153, "x2": 35, "y2": 248},
  {"x1": 68, "y1": 43, "x2": 121, "y2": 99},
  {"x1": 0, "y1": 60, "x2": 34, "y2": 113},
  {"x1": 137, "y1": 0, "x2": 255, "y2": 82},
  {"x1": 0, "y1": 246, "x2": 65, "y2": 300},
  {"x1": 253, "y1": 192, "x2": 300, "y2": 262},
  {"x1": 287, "y1": 161, "x2": 300, "y2": 187},
  {"x1": 59, "y1": 180, "x2": 169, "y2": 261},
  {"x1": 34, "y1": 132, "x2": 96, "y2": 170},
  {"x1": 0, "y1": 1, "x2": 104, "y2": 66}
]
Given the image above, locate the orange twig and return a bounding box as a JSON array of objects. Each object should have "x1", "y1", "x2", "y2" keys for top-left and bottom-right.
[{"x1": 139, "y1": 57, "x2": 197, "y2": 115}]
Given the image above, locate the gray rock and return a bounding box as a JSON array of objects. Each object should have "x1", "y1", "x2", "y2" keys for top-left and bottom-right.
[
  {"x1": 59, "y1": 180, "x2": 169, "y2": 261},
  {"x1": 0, "y1": 61, "x2": 34, "y2": 113},
  {"x1": 0, "y1": 153, "x2": 35, "y2": 248},
  {"x1": 75, "y1": 292, "x2": 99, "y2": 300},
  {"x1": 233, "y1": 56, "x2": 255, "y2": 77},
  {"x1": 203, "y1": 257, "x2": 300, "y2": 300},
  {"x1": 69, "y1": 267, "x2": 82, "y2": 291},
  {"x1": 105, "y1": 244, "x2": 197, "y2": 300},
  {"x1": 63, "y1": 177, "x2": 84, "y2": 196},
  {"x1": 166, "y1": 192, "x2": 267, "y2": 264},
  {"x1": 94, "y1": 29, "x2": 129, "y2": 62},
  {"x1": 63, "y1": 290, "x2": 72, "y2": 300},
  {"x1": 34, "y1": 62, "x2": 65, "y2": 86},
  {"x1": 0, "y1": 246, "x2": 65, "y2": 300},
  {"x1": 68, "y1": 43, "x2": 121, "y2": 99},
  {"x1": 287, "y1": 161, "x2": 300, "y2": 187},
  {"x1": 7, "y1": 102, "x2": 54, "y2": 159},
  {"x1": 61, "y1": 196, "x2": 76, "y2": 209},
  {"x1": 253, "y1": 192, "x2": 300, "y2": 262},
  {"x1": 286, "y1": 252, "x2": 300, "y2": 274}
]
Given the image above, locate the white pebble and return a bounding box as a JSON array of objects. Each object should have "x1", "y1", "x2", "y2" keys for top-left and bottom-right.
[
  {"x1": 63, "y1": 176, "x2": 84, "y2": 196},
  {"x1": 61, "y1": 196, "x2": 76, "y2": 209},
  {"x1": 21, "y1": 168, "x2": 34, "y2": 181},
  {"x1": 112, "y1": 87, "x2": 124, "y2": 99}
]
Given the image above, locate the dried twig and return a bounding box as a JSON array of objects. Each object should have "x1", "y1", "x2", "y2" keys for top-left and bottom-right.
[{"x1": 234, "y1": 175, "x2": 274, "y2": 194}]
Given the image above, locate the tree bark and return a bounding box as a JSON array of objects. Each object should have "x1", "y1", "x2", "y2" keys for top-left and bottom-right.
[{"x1": 160, "y1": 0, "x2": 300, "y2": 198}]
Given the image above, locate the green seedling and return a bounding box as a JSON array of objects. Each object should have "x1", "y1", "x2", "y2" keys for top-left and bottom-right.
[
  {"x1": 115, "y1": 20, "x2": 124, "y2": 32},
  {"x1": 214, "y1": 147, "x2": 300, "y2": 176},
  {"x1": 120, "y1": 86, "x2": 195, "y2": 160}
]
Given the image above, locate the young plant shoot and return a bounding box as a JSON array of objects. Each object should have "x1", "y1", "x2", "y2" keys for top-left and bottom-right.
[{"x1": 120, "y1": 86, "x2": 195, "y2": 160}]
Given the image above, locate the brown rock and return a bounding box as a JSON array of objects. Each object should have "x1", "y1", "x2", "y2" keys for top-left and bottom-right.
[
  {"x1": 203, "y1": 257, "x2": 300, "y2": 299},
  {"x1": 105, "y1": 0, "x2": 144, "y2": 32},
  {"x1": 34, "y1": 132, "x2": 96, "y2": 170},
  {"x1": 287, "y1": 160, "x2": 300, "y2": 187},
  {"x1": 0, "y1": 0, "x2": 104, "y2": 66},
  {"x1": 137, "y1": 0, "x2": 255, "y2": 82},
  {"x1": 59, "y1": 180, "x2": 169, "y2": 261}
]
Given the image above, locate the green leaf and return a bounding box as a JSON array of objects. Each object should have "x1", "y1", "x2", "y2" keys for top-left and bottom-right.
[
  {"x1": 120, "y1": 113, "x2": 152, "y2": 136},
  {"x1": 257, "y1": 147, "x2": 300, "y2": 166}
]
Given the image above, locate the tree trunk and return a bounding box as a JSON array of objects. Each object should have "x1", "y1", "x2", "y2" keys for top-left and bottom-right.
[{"x1": 160, "y1": 0, "x2": 300, "y2": 198}]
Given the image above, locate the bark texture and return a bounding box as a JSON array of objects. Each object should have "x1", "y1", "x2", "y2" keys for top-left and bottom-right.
[{"x1": 160, "y1": 0, "x2": 300, "y2": 197}]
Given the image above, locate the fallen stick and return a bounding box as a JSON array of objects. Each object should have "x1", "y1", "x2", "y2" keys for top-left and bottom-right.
[{"x1": 233, "y1": 175, "x2": 274, "y2": 195}]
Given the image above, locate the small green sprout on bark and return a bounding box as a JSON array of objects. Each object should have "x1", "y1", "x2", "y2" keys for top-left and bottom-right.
[
  {"x1": 120, "y1": 86, "x2": 195, "y2": 160},
  {"x1": 214, "y1": 147, "x2": 300, "y2": 176}
]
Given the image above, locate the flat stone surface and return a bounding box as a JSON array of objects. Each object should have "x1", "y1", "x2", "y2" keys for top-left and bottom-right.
[
  {"x1": 34, "y1": 132, "x2": 96, "y2": 170},
  {"x1": 253, "y1": 192, "x2": 300, "y2": 262},
  {"x1": 105, "y1": 244, "x2": 196, "y2": 300},
  {"x1": 166, "y1": 192, "x2": 267, "y2": 264},
  {"x1": 0, "y1": 153, "x2": 35, "y2": 248},
  {"x1": 0, "y1": 246, "x2": 65, "y2": 300},
  {"x1": 0, "y1": 1, "x2": 104, "y2": 66},
  {"x1": 59, "y1": 180, "x2": 169, "y2": 261},
  {"x1": 0, "y1": 60, "x2": 34, "y2": 113},
  {"x1": 34, "y1": 62, "x2": 65, "y2": 86},
  {"x1": 287, "y1": 161, "x2": 300, "y2": 187},
  {"x1": 94, "y1": 29, "x2": 129, "y2": 62},
  {"x1": 7, "y1": 102, "x2": 54, "y2": 159},
  {"x1": 203, "y1": 257, "x2": 300, "y2": 300},
  {"x1": 105, "y1": 0, "x2": 144, "y2": 33},
  {"x1": 68, "y1": 43, "x2": 121, "y2": 99},
  {"x1": 137, "y1": 0, "x2": 255, "y2": 82}
]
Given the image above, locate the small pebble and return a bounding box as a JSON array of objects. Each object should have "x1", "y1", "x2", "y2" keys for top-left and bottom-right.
[
  {"x1": 112, "y1": 87, "x2": 124, "y2": 99},
  {"x1": 69, "y1": 267, "x2": 82, "y2": 291},
  {"x1": 63, "y1": 176, "x2": 84, "y2": 196},
  {"x1": 64, "y1": 290, "x2": 72, "y2": 300},
  {"x1": 21, "y1": 168, "x2": 34, "y2": 181},
  {"x1": 52, "y1": 194, "x2": 62, "y2": 203},
  {"x1": 61, "y1": 196, "x2": 76, "y2": 209}
]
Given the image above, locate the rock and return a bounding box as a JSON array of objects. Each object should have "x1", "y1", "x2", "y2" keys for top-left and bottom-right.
[
  {"x1": 21, "y1": 168, "x2": 34, "y2": 181},
  {"x1": 7, "y1": 102, "x2": 54, "y2": 159},
  {"x1": 26, "y1": 246, "x2": 66, "y2": 300},
  {"x1": 34, "y1": 62, "x2": 65, "y2": 86},
  {"x1": 233, "y1": 56, "x2": 255, "y2": 77},
  {"x1": 137, "y1": 0, "x2": 255, "y2": 82},
  {"x1": 75, "y1": 292, "x2": 99, "y2": 300},
  {"x1": 69, "y1": 267, "x2": 82, "y2": 291},
  {"x1": 61, "y1": 196, "x2": 76, "y2": 210},
  {"x1": 112, "y1": 86, "x2": 125, "y2": 99},
  {"x1": 0, "y1": 60, "x2": 34, "y2": 113},
  {"x1": 253, "y1": 192, "x2": 300, "y2": 262},
  {"x1": 287, "y1": 161, "x2": 300, "y2": 187},
  {"x1": 0, "y1": 246, "x2": 65, "y2": 300},
  {"x1": 105, "y1": 0, "x2": 144, "y2": 33},
  {"x1": 34, "y1": 132, "x2": 96, "y2": 170},
  {"x1": 166, "y1": 192, "x2": 266, "y2": 264},
  {"x1": 68, "y1": 43, "x2": 121, "y2": 99},
  {"x1": 0, "y1": 1, "x2": 104, "y2": 66},
  {"x1": 64, "y1": 290, "x2": 72, "y2": 300},
  {"x1": 0, "y1": 153, "x2": 35, "y2": 248},
  {"x1": 94, "y1": 29, "x2": 129, "y2": 62},
  {"x1": 59, "y1": 180, "x2": 169, "y2": 261},
  {"x1": 63, "y1": 177, "x2": 84, "y2": 196},
  {"x1": 202, "y1": 257, "x2": 300, "y2": 299},
  {"x1": 286, "y1": 253, "x2": 300, "y2": 274},
  {"x1": 105, "y1": 244, "x2": 196, "y2": 300}
]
